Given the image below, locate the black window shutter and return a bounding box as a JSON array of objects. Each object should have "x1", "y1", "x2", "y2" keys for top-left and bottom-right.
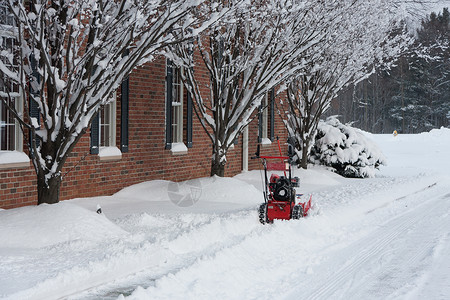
[
  {"x1": 270, "y1": 88, "x2": 275, "y2": 142},
  {"x1": 29, "y1": 56, "x2": 40, "y2": 150},
  {"x1": 165, "y1": 59, "x2": 173, "y2": 149},
  {"x1": 29, "y1": 99, "x2": 40, "y2": 120},
  {"x1": 186, "y1": 90, "x2": 193, "y2": 148},
  {"x1": 120, "y1": 77, "x2": 129, "y2": 153},
  {"x1": 258, "y1": 105, "x2": 262, "y2": 143},
  {"x1": 90, "y1": 113, "x2": 99, "y2": 154}
]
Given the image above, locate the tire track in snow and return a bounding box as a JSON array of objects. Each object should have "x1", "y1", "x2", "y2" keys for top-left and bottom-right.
[
  {"x1": 347, "y1": 222, "x2": 439, "y2": 299},
  {"x1": 284, "y1": 186, "x2": 450, "y2": 300},
  {"x1": 69, "y1": 177, "x2": 450, "y2": 300},
  {"x1": 67, "y1": 209, "x2": 271, "y2": 300},
  {"x1": 304, "y1": 210, "x2": 419, "y2": 300},
  {"x1": 404, "y1": 232, "x2": 450, "y2": 299},
  {"x1": 365, "y1": 182, "x2": 437, "y2": 214}
]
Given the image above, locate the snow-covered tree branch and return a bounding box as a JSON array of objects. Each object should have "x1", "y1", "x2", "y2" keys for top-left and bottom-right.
[
  {"x1": 0, "y1": 0, "x2": 218, "y2": 204},
  {"x1": 280, "y1": 0, "x2": 413, "y2": 169},
  {"x1": 170, "y1": 0, "x2": 339, "y2": 176}
]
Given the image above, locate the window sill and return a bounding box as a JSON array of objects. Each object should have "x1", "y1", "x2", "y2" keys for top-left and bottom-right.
[
  {"x1": 0, "y1": 151, "x2": 30, "y2": 169},
  {"x1": 170, "y1": 142, "x2": 188, "y2": 155},
  {"x1": 98, "y1": 146, "x2": 122, "y2": 161},
  {"x1": 261, "y1": 138, "x2": 272, "y2": 148}
]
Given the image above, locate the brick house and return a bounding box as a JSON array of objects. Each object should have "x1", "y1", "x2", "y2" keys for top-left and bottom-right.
[
  {"x1": 0, "y1": 3, "x2": 288, "y2": 210},
  {"x1": 0, "y1": 52, "x2": 288, "y2": 209}
]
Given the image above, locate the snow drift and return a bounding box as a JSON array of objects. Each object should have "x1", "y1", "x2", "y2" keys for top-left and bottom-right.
[
  {"x1": 1, "y1": 128, "x2": 450, "y2": 300},
  {"x1": 0, "y1": 202, "x2": 127, "y2": 249}
]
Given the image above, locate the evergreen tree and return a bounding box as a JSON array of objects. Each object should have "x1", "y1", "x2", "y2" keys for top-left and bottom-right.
[{"x1": 330, "y1": 8, "x2": 449, "y2": 133}]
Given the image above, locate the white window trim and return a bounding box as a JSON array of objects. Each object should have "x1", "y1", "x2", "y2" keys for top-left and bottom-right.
[
  {"x1": 0, "y1": 86, "x2": 29, "y2": 169},
  {"x1": 98, "y1": 146, "x2": 122, "y2": 161},
  {"x1": 173, "y1": 67, "x2": 183, "y2": 143},
  {"x1": 98, "y1": 93, "x2": 121, "y2": 161},
  {"x1": 0, "y1": 6, "x2": 29, "y2": 168},
  {"x1": 99, "y1": 96, "x2": 116, "y2": 147},
  {"x1": 170, "y1": 142, "x2": 188, "y2": 155},
  {"x1": 0, "y1": 150, "x2": 29, "y2": 169},
  {"x1": 170, "y1": 66, "x2": 188, "y2": 155},
  {"x1": 15, "y1": 93, "x2": 23, "y2": 152}
]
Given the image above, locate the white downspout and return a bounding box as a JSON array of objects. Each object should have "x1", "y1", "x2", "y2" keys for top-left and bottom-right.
[{"x1": 242, "y1": 126, "x2": 248, "y2": 171}]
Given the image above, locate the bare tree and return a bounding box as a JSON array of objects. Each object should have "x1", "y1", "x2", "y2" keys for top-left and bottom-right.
[
  {"x1": 171, "y1": 0, "x2": 339, "y2": 176},
  {"x1": 0, "y1": 0, "x2": 220, "y2": 204},
  {"x1": 280, "y1": 0, "x2": 413, "y2": 169}
]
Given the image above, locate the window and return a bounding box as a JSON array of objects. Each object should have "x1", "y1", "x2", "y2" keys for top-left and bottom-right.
[
  {"x1": 0, "y1": 3, "x2": 14, "y2": 27},
  {"x1": 165, "y1": 59, "x2": 193, "y2": 154},
  {"x1": 100, "y1": 99, "x2": 116, "y2": 147},
  {"x1": 0, "y1": 3, "x2": 29, "y2": 167},
  {"x1": 171, "y1": 66, "x2": 183, "y2": 144},
  {"x1": 90, "y1": 94, "x2": 122, "y2": 161},
  {"x1": 0, "y1": 97, "x2": 18, "y2": 151},
  {"x1": 0, "y1": 3, "x2": 22, "y2": 153}
]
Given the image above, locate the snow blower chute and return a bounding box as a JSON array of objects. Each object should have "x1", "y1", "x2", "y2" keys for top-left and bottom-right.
[{"x1": 253, "y1": 139, "x2": 312, "y2": 224}]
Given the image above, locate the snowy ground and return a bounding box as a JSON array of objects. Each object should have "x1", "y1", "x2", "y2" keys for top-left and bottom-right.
[{"x1": 1, "y1": 128, "x2": 450, "y2": 300}]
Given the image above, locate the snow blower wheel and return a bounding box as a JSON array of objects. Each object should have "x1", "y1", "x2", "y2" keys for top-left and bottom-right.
[
  {"x1": 259, "y1": 203, "x2": 271, "y2": 224},
  {"x1": 292, "y1": 205, "x2": 304, "y2": 220}
]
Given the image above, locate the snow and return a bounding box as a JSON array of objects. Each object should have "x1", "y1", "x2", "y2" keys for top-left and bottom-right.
[
  {"x1": 1, "y1": 128, "x2": 450, "y2": 299},
  {"x1": 0, "y1": 202, "x2": 127, "y2": 249},
  {"x1": 98, "y1": 147, "x2": 122, "y2": 160},
  {"x1": 169, "y1": 142, "x2": 188, "y2": 155},
  {"x1": 261, "y1": 137, "x2": 272, "y2": 145},
  {"x1": 0, "y1": 151, "x2": 30, "y2": 166},
  {"x1": 312, "y1": 117, "x2": 387, "y2": 178}
]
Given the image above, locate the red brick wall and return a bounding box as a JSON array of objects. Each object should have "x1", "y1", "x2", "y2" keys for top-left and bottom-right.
[
  {"x1": 0, "y1": 168, "x2": 36, "y2": 208},
  {"x1": 0, "y1": 57, "x2": 288, "y2": 209}
]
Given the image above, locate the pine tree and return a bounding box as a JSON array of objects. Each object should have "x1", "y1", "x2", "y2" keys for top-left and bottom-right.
[{"x1": 329, "y1": 8, "x2": 449, "y2": 133}]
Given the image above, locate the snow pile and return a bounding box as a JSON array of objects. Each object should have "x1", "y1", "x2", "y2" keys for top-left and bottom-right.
[
  {"x1": 98, "y1": 146, "x2": 122, "y2": 159},
  {"x1": 197, "y1": 176, "x2": 261, "y2": 204},
  {"x1": 0, "y1": 151, "x2": 30, "y2": 164},
  {"x1": 113, "y1": 180, "x2": 171, "y2": 201},
  {"x1": 115, "y1": 176, "x2": 261, "y2": 207},
  {"x1": 1, "y1": 128, "x2": 450, "y2": 299},
  {"x1": 0, "y1": 202, "x2": 127, "y2": 249},
  {"x1": 310, "y1": 116, "x2": 386, "y2": 178}
]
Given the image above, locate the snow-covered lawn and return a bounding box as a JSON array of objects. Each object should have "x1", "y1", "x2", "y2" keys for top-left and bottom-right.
[{"x1": 1, "y1": 128, "x2": 450, "y2": 300}]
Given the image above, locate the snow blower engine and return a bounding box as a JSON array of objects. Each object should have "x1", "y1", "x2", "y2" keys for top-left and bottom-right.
[{"x1": 252, "y1": 139, "x2": 311, "y2": 224}]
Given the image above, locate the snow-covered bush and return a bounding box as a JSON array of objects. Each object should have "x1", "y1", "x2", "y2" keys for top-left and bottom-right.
[{"x1": 310, "y1": 117, "x2": 386, "y2": 178}]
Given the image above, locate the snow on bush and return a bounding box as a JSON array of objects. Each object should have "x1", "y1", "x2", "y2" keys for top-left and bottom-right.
[{"x1": 310, "y1": 116, "x2": 386, "y2": 178}]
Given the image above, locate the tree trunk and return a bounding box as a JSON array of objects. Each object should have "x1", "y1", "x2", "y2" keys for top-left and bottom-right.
[
  {"x1": 210, "y1": 159, "x2": 225, "y2": 177},
  {"x1": 300, "y1": 140, "x2": 309, "y2": 169},
  {"x1": 37, "y1": 173, "x2": 61, "y2": 205}
]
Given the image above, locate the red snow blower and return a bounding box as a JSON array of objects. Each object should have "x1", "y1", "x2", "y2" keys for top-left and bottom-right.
[{"x1": 253, "y1": 139, "x2": 312, "y2": 224}]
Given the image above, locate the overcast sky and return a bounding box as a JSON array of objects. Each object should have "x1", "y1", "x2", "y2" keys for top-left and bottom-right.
[
  {"x1": 435, "y1": 0, "x2": 450, "y2": 9},
  {"x1": 428, "y1": 0, "x2": 450, "y2": 12}
]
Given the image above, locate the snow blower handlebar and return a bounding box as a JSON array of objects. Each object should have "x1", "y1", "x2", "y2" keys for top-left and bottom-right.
[
  {"x1": 276, "y1": 137, "x2": 287, "y2": 177},
  {"x1": 250, "y1": 145, "x2": 290, "y2": 161}
]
